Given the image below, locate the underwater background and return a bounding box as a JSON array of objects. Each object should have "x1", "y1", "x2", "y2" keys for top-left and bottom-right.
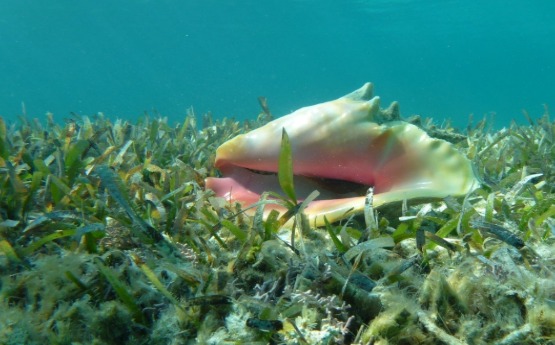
[
  {"x1": 2, "y1": 1, "x2": 555, "y2": 344},
  {"x1": 1, "y1": 0, "x2": 555, "y2": 128}
]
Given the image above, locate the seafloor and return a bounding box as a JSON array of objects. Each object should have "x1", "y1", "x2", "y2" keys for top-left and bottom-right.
[{"x1": 0, "y1": 108, "x2": 554, "y2": 345}]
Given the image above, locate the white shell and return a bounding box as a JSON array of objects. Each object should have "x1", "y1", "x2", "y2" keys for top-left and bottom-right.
[{"x1": 206, "y1": 83, "x2": 479, "y2": 227}]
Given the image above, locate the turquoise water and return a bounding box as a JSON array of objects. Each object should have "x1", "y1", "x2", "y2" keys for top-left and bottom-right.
[{"x1": 1, "y1": 0, "x2": 554, "y2": 128}]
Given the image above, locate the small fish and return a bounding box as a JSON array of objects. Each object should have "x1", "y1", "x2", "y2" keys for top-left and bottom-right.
[
  {"x1": 471, "y1": 219, "x2": 525, "y2": 249},
  {"x1": 186, "y1": 295, "x2": 232, "y2": 306},
  {"x1": 246, "y1": 318, "x2": 283, "y2": 332}
]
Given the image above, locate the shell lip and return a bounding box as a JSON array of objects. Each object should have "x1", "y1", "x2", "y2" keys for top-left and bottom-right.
[
  {"x1": 206, "y1": 164, "x2": 374, "y2": 205},
  {"x1": 205, "y1": 163, "x2": 378, "y2": 228}
]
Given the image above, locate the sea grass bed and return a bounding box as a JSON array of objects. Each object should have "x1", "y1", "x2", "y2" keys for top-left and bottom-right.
[{"x1": 0, "y1": 110, "x2": 554, "y2": 344}]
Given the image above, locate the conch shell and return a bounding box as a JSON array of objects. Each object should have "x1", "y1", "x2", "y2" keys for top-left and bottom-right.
[{"x1": 206, "y1": 83, "x2": 478, "y2": 227}]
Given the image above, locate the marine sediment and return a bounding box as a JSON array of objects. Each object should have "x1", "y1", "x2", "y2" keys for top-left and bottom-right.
[{"x1": 0, "y1": 98, "x2": 554, "y2": 344}]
